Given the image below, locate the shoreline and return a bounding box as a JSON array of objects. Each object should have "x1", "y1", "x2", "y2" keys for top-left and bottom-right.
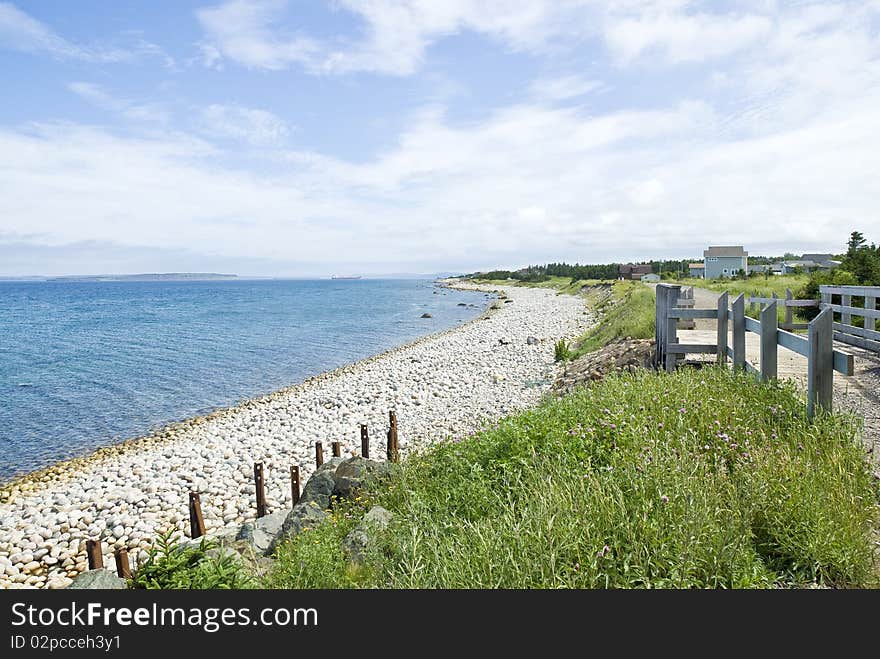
[
  {"x1": 0, "y1": 280, "x2": 594, "y2": 588},
  {"x1": 0, "y1": 279, "x2": 491, "y2": 498}
]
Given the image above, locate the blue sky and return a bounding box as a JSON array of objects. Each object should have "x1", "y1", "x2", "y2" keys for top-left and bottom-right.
[{"x1": 1, "y1": 1, "x2": 879, "y2": 276}]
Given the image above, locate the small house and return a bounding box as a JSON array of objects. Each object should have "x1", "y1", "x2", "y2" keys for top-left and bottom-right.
[
  {"x1": 619, "y1": 263, "x2": 653, "y2": 280},
  {"x1": 703, "y1": 246, "x2": 748, "y2": 279},
  {"x1": 688, "y1": 263, "x2": 705, "y2": 278},
  {"x1": 640, "y1": 273, "x2": 660, "y2": 283}
]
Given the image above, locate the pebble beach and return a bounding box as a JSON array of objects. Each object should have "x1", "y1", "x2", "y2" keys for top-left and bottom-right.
[{"x1": 0, "y1": 282, "x2": 593, "y2": 589}]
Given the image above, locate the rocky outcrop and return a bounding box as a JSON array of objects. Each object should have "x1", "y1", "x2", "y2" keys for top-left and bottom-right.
[
  {"x1": 554, "y1": 339, "x2": 655, "y2": 395},
  {"x1": 68, "y1": 569, "x2": 126, "y2": 589},
  {"x1": 342, "y1": 506, "x2": 394, "y2": 563}
]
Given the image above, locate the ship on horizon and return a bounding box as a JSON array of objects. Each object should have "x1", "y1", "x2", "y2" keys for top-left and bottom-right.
[{"x1": 330, "y1": 274, "x2": 363, "y2": 280}]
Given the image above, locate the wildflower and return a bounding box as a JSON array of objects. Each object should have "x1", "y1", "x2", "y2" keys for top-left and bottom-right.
[
  {"x1": 574, "y1": 562, "x2": 580, "y2": 571},
  {"x1": 610, "y1": 423, "x2": 617, "y2": 430},
  {"x1": 679, "y1": 407, "x2": 687, "y2": 414},
  {"x1": 605, "y1": 465, "x2": 613, "y2": 472},
  {"x1": 660, "y1": 495, "x2": 669, "y2": 504},
  {"x1": 597, "y1": 545, "x2": 611, "y2": 558}
]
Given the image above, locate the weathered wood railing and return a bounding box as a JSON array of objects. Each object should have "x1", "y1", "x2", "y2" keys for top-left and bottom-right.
[
  {"x1": 655, "y1": 283, "x2": 854, "y2": 418},
  {"x1": 747, "y1": 288, "x2": 818, "y2": 331},
  {"x1": 820, "y1": 285, "x2": 880, "y2": 353}
]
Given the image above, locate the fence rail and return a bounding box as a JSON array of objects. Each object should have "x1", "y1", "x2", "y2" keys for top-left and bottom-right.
[
  {"x1": 747, "y1": 288, "x2": 817, "y2": 331},
  {"x1": 820, "y1": 285, "x2": 880, "y2": 352},
  {"x1": 656, "y1": 284, "x2": 854, "y2": 418}
]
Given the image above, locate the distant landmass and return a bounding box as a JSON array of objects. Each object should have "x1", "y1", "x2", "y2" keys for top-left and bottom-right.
[{"x1": 3, "y1": 273, "x2": 241, "y2": 282}]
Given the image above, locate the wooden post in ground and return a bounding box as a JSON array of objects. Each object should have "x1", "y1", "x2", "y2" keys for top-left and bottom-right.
[
  {"x1": 360, "y1": 424, "x2": 369, "y2": 459},
  {"x1": 664, "y1": 284, "x2": 681, "y2": 373},
  {"x1": 387, "y1": 411, "x2": 399, "y2": 462},
  {"x1": 315, "y1": 442, "x2": 324, "y2": 468},
  {"x1": 760, "y1": 301, "x2": 778, "y2": 382},
  {"x1": 785, "y1": 289, "x2": 794, "y2": 330},
  {"x1": 732, "y1": 294, "x2": 746, "y2": 372},
  {"x1": 189, "y1": 492, "x2": 205, "y2": 539},
  {"x1": 114, "y1": 548, "x2": 131, "y2": 579},
  {"x1": 717, "y1": 292, "x2": 729, "y2": 365},
  {"x1": 85, "y1": 539, "x2": 103, "y2": 570},
  {"x1": 254, "y1": 462, "x2": 267, "y2": 518},
  {"x1": 654, "y1": 285, "x2": 667, "y2": 369},
  {"x1": 808, "y1": 307, "x2": 834, "y2": 418},
  {"x1": 332, "y1": 441, "x2": 341, "y2": 458},
  {"x1": 290, "y1": 465, "x2": 301, "y2": 506}
]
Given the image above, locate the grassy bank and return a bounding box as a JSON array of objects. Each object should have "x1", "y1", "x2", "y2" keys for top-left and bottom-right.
[
  {"x1": 471, "y1": 276, "x2": 610, "y2": 296},
  {"x1": 564, "y1": 280, "x2": 654, "y2": 359},
  {"x1": 265, "y1": 367, "x2": 878, "y2": 589}
]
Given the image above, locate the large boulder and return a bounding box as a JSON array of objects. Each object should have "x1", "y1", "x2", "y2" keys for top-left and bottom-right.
[
  {"x1": 342, "y1": 506, "x2": 394, "y2": 564},
  {"x1": 68, "y1": 569, "x2": 127, "y2": 590},
  {"x1": 268, "y1": 502, "x2": 330, "y2": 554},
  {"x1": 332, "y1": 456, "x2": 391, "y2": 499},
  {"x1": 235, "y1": 508, "x2": 288, "y2": 555}
]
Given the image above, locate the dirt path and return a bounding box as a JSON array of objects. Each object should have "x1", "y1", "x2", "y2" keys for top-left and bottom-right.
[{"x1": 650, "y1": 283, "x2": 880, "y2": 468}]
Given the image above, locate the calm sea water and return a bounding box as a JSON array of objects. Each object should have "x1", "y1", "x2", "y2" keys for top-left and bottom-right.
[{"x1": 0, "y1": 279, "x2": 489, "y2": 481}]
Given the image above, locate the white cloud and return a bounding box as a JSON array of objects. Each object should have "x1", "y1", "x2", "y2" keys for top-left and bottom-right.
[
  {"x1": 529, "y1": 75, "x2": 603, "y2": 101},
  {"x1": 199, "y1": 104, "x2": 290, "y2": 145},
  {"x1": 68, "y1": 82, "x2": 169, "y2": 123},
  {"x1": 0, "y1": 2, "x2": 173, "y2": 65}
]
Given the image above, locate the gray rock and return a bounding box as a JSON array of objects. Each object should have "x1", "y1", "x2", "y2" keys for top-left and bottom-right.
[
  {"x1": 342, "y1": 505, "x2": 394, "y2": 564},
  {"x1": 236, "y1": 508, "x2": 288, "y2": 555},
  {"x1": 68, "y1": 570, "x2": 127, "y2": 590},
  {"x1": 526, "y1": 336, "x2": 539, "y2": 345},
  {"x1": 299, "y1": 471, "x2": 336, "y2": 510},
  {"x1": 421, "y1": 313, "x2": 433, "y2": 318},
  {"x1": 269, "y1": 502, "x2": 329, "y2": 554},
  {"x1": 332, "y1": 456, "x2": 388, "y2": 498}
]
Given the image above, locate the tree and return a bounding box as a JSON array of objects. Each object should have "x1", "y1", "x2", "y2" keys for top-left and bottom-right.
[
  {"x1": 842, "y1": 230, "x2": 880, "y2": 284},
  {"x1": 847, "y1": 231, "x2": 866, "y2": 255}
]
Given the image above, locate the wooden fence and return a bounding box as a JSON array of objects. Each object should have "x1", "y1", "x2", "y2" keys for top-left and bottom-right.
[
  {"x1": 655, "y1": 283, "x2": 854, "y2": 418},
  {"x1": 747, "y1": 288, "x2": 818, "y2": 331},
  {"x1": 820, "y1": 285, "x2": 880, "y2": 353}
]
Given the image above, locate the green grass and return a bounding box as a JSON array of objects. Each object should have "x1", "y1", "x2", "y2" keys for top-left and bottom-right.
[
  {"x1": 677, "y1": 274, "x2": 808, "y2": 298},
  {"x1": 267, "y1": 368, "x2": 879, "y2": 589},
  {"x1": 568, "y1": 280, "x2": 655, "y2": 358},
  {"x1": 677, "y1": 274, "x2": 811, "y2": 324},
  {"x1": 472, "y1": 276, "x2": 611, "y2": 296}
]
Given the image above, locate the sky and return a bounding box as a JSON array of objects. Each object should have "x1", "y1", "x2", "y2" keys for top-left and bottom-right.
[{"x1": 1, "y1": 1, "x2": 879, "y2": 277}]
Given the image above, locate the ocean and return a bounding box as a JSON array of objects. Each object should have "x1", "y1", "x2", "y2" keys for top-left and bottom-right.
[{"x1": 0, "y1": 278, "x2": 489, "y2": 482}]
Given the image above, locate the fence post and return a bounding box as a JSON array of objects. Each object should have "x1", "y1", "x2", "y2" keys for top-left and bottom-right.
[
  {"x1": 254, "y1": 462, "x2": 267, "y2": 518},
  {"x1": 315, "y1": 442, "x2": 324, "y2": 468},
  {"x1": 732, "y1": 294, "x2": 745, "y2": 372},
  {"x1": 760, "y1": 301, "x2": 778, "y2": 381},
  {"x1": 387, "y1": 411, "x2": 399, "y2": 462},
  {"x1": 784, "y1": 289, "x2": 794, "y2": 330},
  {"x1": 85, "y1": 539, "x2": 103, "y2": 570},
  {"x1": 360, "y1": 424, "x2": 370, "y2": 459},
  {"x1": 841, "y1": 293, "x2": 852, "y2": 327},
  {"x1": 654, "y1": 285, "x2": 666, "y2": 369},
  {"x1": 717, "y1": 292, "x2": 729, "y2": 365},
  {"x1": 665, "y1": 284, "x2": 681, "y2": 372},
  {"x1": 332, "y1": 441, "x2": 342, "y2": 458},
  {"x1": 290, "y1": 465, "x2": 301, "y2": 506},
  {"x1": 867, "y1": 294, "x2": 878, "y2": 332},
  {"x1": 114, "y1": 548, "x2": 131, "y2": 579},
  {"x1": 189, "y1": 492, "x2": 206, "y2": 539},
  {"x1": 807, "y1": 307, "x2": 833, "y2": 418}
]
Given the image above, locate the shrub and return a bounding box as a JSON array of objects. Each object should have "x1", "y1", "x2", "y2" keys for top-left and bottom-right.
[
  {"x1": 554, "y1": 339, "x2": 572, "y2": 362},
  {"x1": 129, "y1": 530, "x2": 253, "y2": 589}
]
